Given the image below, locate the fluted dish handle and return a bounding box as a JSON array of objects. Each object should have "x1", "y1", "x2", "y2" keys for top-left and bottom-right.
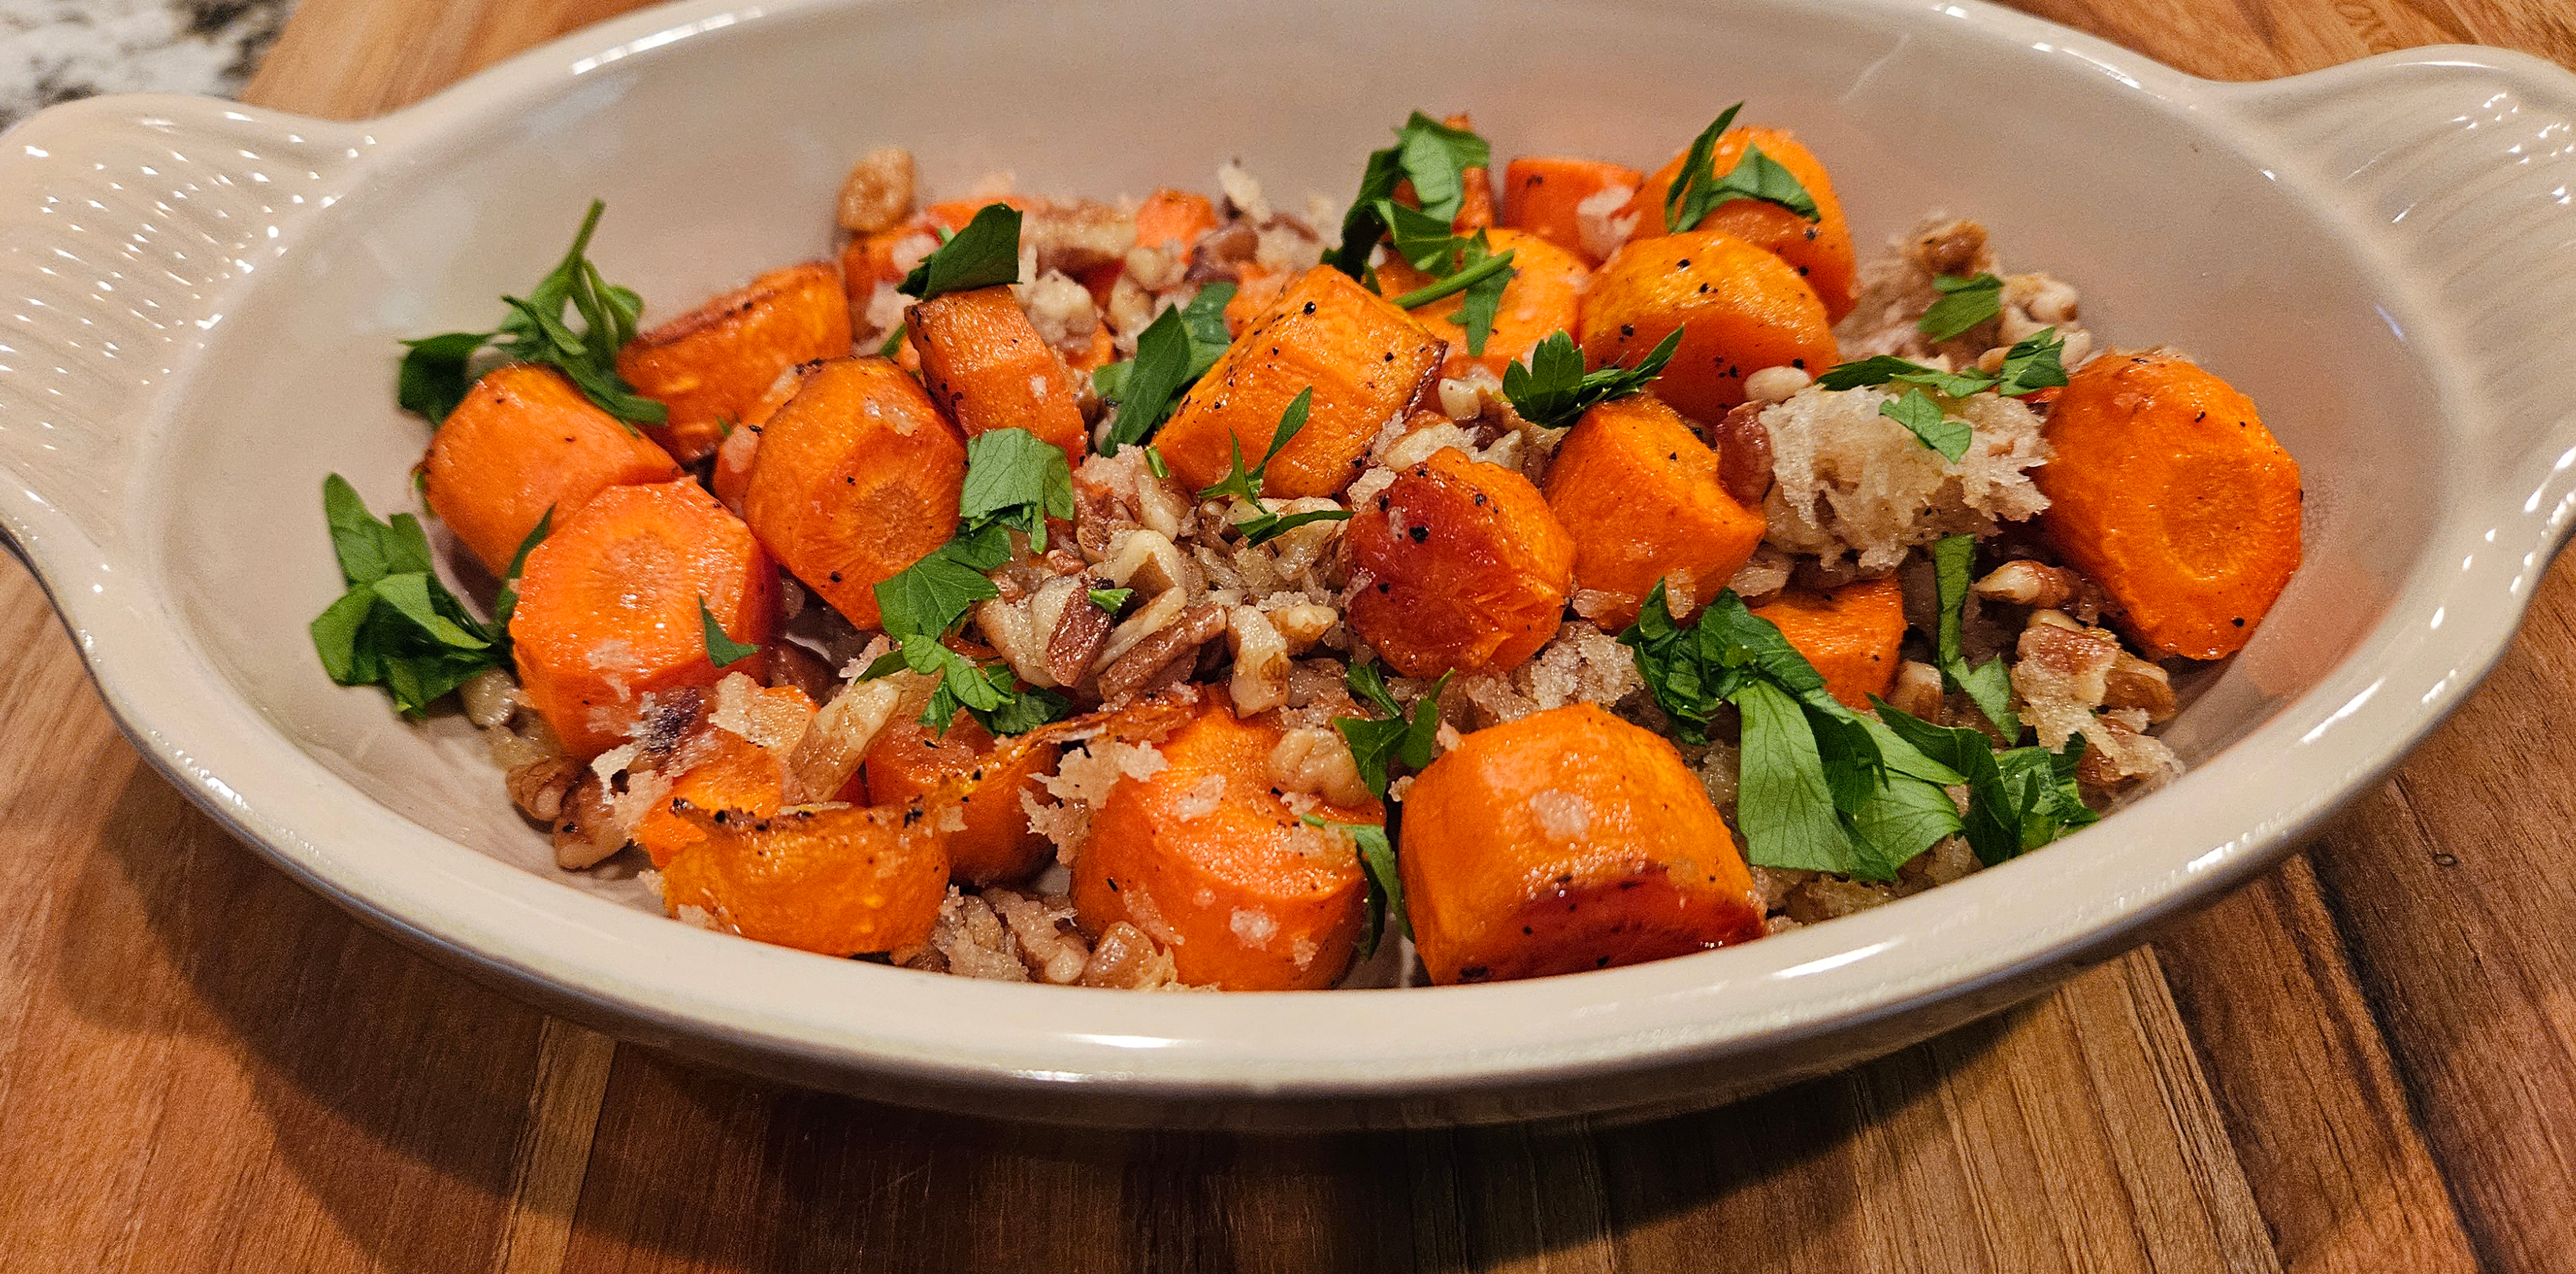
[
  {"x1": 0, "y1": 97, "x2": 372, "y2": 583},
  {"x1": 2213, "y1": 47, "x2": 2576, "y2": 562}
]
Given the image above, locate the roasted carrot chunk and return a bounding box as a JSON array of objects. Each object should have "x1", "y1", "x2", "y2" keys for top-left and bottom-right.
[
  {"x1": 908, "y1": 285, "x2": 1088, "y2": 458},
  {"x1": 864, "y1": 711, "x2": 1061, "y2": 886},
  {"x1": 1222, "y1": 267, "x2": 1291, "y2": 338},
  {"x1": 1543, "y1": 393, "x2": 1766, "y2": 630},
  {"x1": 1752, "y1": 575, "x2": 1906, "y2": 710},
  {"x1": 1579, "y1": 229, "x2": 1836, "y2": 423},
  {"x1": 1624, "y1": 126, "x2": 1858, "y2": 320},
  {"x1": 1402, "y1": 703, "x2": 1764, "y2": 985},
  {"x1": 708, "y1": 361, "x2": 817, "y2": 512},
  {"x1": 616, "y1": 262, "x2": 853, "y2": 464},
  {"x1": 1372, "y1": 228, "x2": 1589, "y2": 379},
  {"x1": 1501, "y1": 156, "x2": 1646, "y2": 265},
  {"x1": 2036, "y1": 352, "x2": 2301, "y2": 659},
  {"x1": 1157, "y1": 265, "x2": 1447, "y2": 499},
  {"x1": 739, "y1": 356, "x2": 965, "y2": 630},
  {"x1": 1344, "y1": 447, "x2": 1575, "y2": 679},
  {"x1": 1070, "y1": 699, "x2": 1378, "y2": 991},
  {"x1": 632, "y1": 682, "x2": 817, "y2": 868},
  {"x1": 1134, "y1": 187, "x2": 1221, "y2": 251},
  {"x1": 659, "y1": 801, "x2": 949, "y2": 956},
  {"x1": 509, "y1": 479, "x2": 778, "y2": 760},
  {"x1": 420, "y1": 364, "x2": 683, "y2": 576}
]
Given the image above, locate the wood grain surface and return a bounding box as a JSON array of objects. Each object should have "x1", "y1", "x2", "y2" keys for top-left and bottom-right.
[{"x1": 0, "y1": 0, "x2": 2569, "y2": 1269}]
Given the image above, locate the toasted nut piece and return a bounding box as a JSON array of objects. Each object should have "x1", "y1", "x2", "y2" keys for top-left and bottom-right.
[
  {"x1": 1268, "y1": 603, "x2": 1338, "y2": 654},
  {"x1": 2104, "y1": 651, "x2": 2178, "y2": 722},
  {"x1": 1741, "y1": 365, "x2": 1810, "y2": 406},
  {"x1": 1098, "y1": 603, "x2": 1228, "y2": 701},
  {"x1": 551, "y1": 772, "x2": 624, "y2": 869},
  {"x1": 1268, "y1": 726, "x2": 1372, "y2": 808},
  {"x1": 784, "y1": 676, "x2": 908, "y2": 803},
  {"x1": 1048, "y1": 588, "x2": 1116, "y2": 688},
  {"x1": 460, "y1": 667, "x2": 518, "y2": 728},
  {"x1": 985, "y1": 888, "x2": 1092, "y2": 985},
  {"x1": 1885, "y1": 659, "x2": 1947, "y2": 722},
  {"x1": 1712, "y1": 402, "x2": 1774, "y2": 508},
  {"x1": 1079, "y1": 921, "x2": 1182, "y2": 989},
  {"x1": 1974, "y1": 560, "x2": 2082, "y2": 609},
  {"x1": 837, "y1": 147, "x2": 915, "y2": 233},
  {"x1": 507, "y1": 754, "x2": 581, "y2": 825},
  {"x1": 1227, "y1": 606, "x2": 1292, "y2": 715}
]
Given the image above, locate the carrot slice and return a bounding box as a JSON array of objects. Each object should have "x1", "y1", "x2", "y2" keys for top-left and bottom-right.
[
  {"x1": 1344, "y1": 447, "x2": 1575, "y2": 678},
  {"x1": 632, "y1": 682, "x2": 816, "y2": 868},
  {"x1": 1543, "y1": 393, "x2": 1766, "y2": 630},
  {"x1": 659, "y1": 801, "x2": 949, "y2": 956},
  {"x1": 1751, "y1": 575, "x2": 1906, "y2": 710},
  {"x1": 1402, "y1": 703, "x2": 1764, "y2": 984},
  {"x1": 1222, "y1": 266, "x2": 1290, "y2": 338},
  {"x1": 1578, "y1": 229, "x2": 1836, "y2": 423},
  {"x1": 1135, "y1": 187, "x2": 1221, "y2": 251},
  {"x1": 907, "y1": 285, "x2": 1088, "y2": 459},
  {"x1": 708, "y1": 361, "x2": 817, "y2": 513},
  {"x1": 2036, "y1": 352, "x2": 2301, "y2": 659},
  {"x1": 864, "y1": 711, "x2": 1061, "y2": 886},
  {"x1": 1500, "y1": 156, "x2": 1646, "y2": 265},
  {"x1": 616, "y1": 262, "x2": 854, "y2": 464},
  {"x1": 1623, "y1": 126, "x2": 1858, "y2": 320},
  {"x1": 1158, "y1": 265, "x2": 1447, "y2": 499},
  {"x1": 509, "y1": 479, "x2": 778, "y2": 760},
  {"x1": 420, "y1": 363, "x2": 683, "y2": 576},
  {"x1": 739, "y1": 356, "x2": 965, "y2": 630},
  {"x1": 1372, "y1": 228, "x2": 1590, "y2": 379},
  {"x1": 1070, "y1": 699, "x2": 1379, "y2": 991}
]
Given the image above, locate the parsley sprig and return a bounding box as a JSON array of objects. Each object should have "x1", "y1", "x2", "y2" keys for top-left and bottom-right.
[
  {"x1": 1094, "y1": 282, "x2": 1236, "y2": 453},
  {"x1": 898, "y1": 203, "x2": 1022, "y2": 301},
  {"x1": 310, "y1": 476, "x2": 535, "y2": 716},
  {"x1": 1325, "y1": 113, "x2": 1492, "y2": 278},
  {"x1": 1881, "y1": 388, "x2": 1971, "y2": 462},
  {"x1": 862, "y1": 428, "x2": 1077, "y2": 735},
  {"x1": 1814, "y1": 328, "x2": 2068, "y2": 399},
  {"x1": 1501, "y1": 329, "x2": 1684, "y2": 430},
  {"x1": 1369, "y1": 200, "x2": 1518, "y2": 355},
  {"x1": 396, "y1": 201, "x2": 665, "y2": 429},
  {"x1": 1873, "y1": 704, "x2": 2098, "y2": 866},
  {"x1": 1664, "y1": 104, "x2": 1821, "y2": 232},
  {"x1": 1620, "y1": 584, "x2": 1965, "y2": 880},
  {"x1": 1323, "y1": 662, "x2": 1452, "y2": 954},
  {"x1": 1197, "y1": 388, "x2": 1355, "y2": 546},
  {"x1": 1929, "y1": 535, "x2": 2021, "y2": 740},
  {"x1": 1917, "y1": 272, "x2": 2003, "y2": 341}
]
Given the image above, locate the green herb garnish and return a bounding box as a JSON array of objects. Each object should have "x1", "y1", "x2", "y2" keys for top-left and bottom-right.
[
  {"x1": 1197, "y1": 389, "x2": 1361, "y2": 545},
  {"x1": 1874, "y1": 704, "x2": 2097, "y2": 866},
  {"x1": 1930, "y1": 535, "x2": 2021, "y2": 740},
  {"x1": 1501, "y1": 328, "x2": 1683, "y2": 430},
  {"x1": 396, "y1": 200, "x2": 665, "y2": 428},
  {"x1": 309, "y1": 475, "x2": 506, "y2": 716},
  {"x1": 959, "y1": 427, "x2": 1075, "y2": 553},
  {"x1": 1093, "y1": 284, "x2": 1239, "y2": 453},
  {"x1": 1089, "y1": 587, "x2": 1132, "y2": 614},
  {"x1": 1621, "y1": 584, "x2": 1965, "y2": 880},
  {"x1": 897, "y1": 203, "x2": 1022, "y2": 301},
  {"x1": 1881, "y1": 388, "x2": 1972, "y2": 462},
  {"x1": 1815, "y1": 328, "x2": 2070, "y2": 400},
  {"x1": 1304, "y1": 814, "x2": 1408, "y2": 957},
  {"x1": 1664, "y1": 105, "x2": 1821, "y2": 231},
  {"x1": 1335, "y1": 664, "x2": 1451, "y2": 801},
  {"x1": 1325, "y1": 113, "x2": 1492, "y2": 278},
  {"x1": 1917, "y1": 272, "x2": 2003, "y2": 341},
  {"x1": 699, "y1": 596, "x2": 761, "y2": 668}
]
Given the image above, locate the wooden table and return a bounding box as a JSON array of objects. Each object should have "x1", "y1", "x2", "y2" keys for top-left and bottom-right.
[{"x1": 5, "y1": 1, "x2": 2573, "y2": 1269}]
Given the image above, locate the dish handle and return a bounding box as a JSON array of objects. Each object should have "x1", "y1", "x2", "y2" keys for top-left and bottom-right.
[
  {"x1": 0, "y1": 96, "x2": 370, "y2": 585},
  {"x1": 2214, "y1": 47, "x2": 2576, "y2": 560}
]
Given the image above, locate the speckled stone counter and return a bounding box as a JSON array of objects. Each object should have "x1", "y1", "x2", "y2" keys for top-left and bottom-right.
[{"x1": 1, "y1": 0, "x2": 292, "y2": 131}]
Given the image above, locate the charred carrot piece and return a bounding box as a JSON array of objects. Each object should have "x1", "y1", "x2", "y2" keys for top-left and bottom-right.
[
  {"x1": 1134, "y1": 187, "x2": 1221, "y2": 251},
  {"x1": 509, "y1": 479, "x2": 778, "y2": 760},
  {"x1": 1623, "y1": 126, "x2": 1858, "y2": 321},
  {"x1": 1500, "y1": 156, "x2": 1646, "y2": 265},
  {"x1": 1372, "y1": 227, "x2": 1589, "y2": 379},
  {"x1": 1578, "y1": 230, "x2": 1836, "y2": 423},
  {"x1": 659, "y1": 801, "x2": 949, "y2": 956},
  {"x1": 1543, "y1": 393, "x2": 1766, "y2": 630},
  {"x1": 421, "y1": 363, "x2": 683, "y2": 576},
  {"x1": 1401, "y1": 703, "x2": 1764, "y2": 985},
  {"x1": 864, "y1": 711, "x2": 1062, "y2": 886},
  {"x1": 617, "y1": 261, "x2": 854, "y2": 464},
  {"x1": 1070, "y1": 698, "x2": 1378, "y2": 991},
  {"x1": 1751, "y1": 575, "x2": 1907, "y2": 710},
  {"x1": 739, "y1": 356, "x2": 965, "y2": 630},
  {"x1": 1344, "y1": 447, "x2": 1575, "y2": 679},
  {"x1": 908, "y1": 285, "x2": 1088, "y2": 459}
]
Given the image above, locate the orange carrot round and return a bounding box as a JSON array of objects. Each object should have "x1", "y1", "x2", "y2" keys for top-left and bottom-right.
[
  {"x1": 509, "y1": 479, "x2": 778, "y2": 760},
  {"x1": 1344, "y1": 446, "x2": 1575, "y2": 679},
  {"x1": 617, "y1": 261, "x2": 854, "y2": 464},
  {"x1": 1373, "y1": 228, "x2": 1589, "y2": 379},
  {"x1": 739, "y1": 356, "x2": 965, "y2": 630},
  {"x1": 420, "y1": 363, "x2": 683, "y2": 576},
  {"x1": 1623, "y1": 126, "x2": 1858, "y2": 320},
  {"x1": 1070, "y1": 700, "x2": 1378, "y2": 991},
  {"x1": 1158, "y1": 265, "x2": 1447, "y2": 499},
  {"x1": 1401, "y1": 703, "x2": 1764, "y2": 985},
  {"x1": 864, "y1": 711, "x2": 1061, "y2": 886},
  {"x1": 709, "y1": 361, "x2": 817, "y2": 512},
  {"x1": 1751, "y1": 575, "x2": 1907, "y2": 710},
  {"x1": 633, "y1": 683, "x2": 816, "y2": 868},
  {"x1": 1134, "y1": 187, "x2": 1220, "y2": 251},
  {"x1": 907, "y1": 285, "x2": 1088, "y2": 459},
  {"x1": 1578, "y1": 229, "x2": 1837, "y2": 424},
  {"x1": 659, "y1": 801, "x2": 949, "y2": 956},
  {"x1": 1543, "y1": 393, "x2": 1766, "y2": 630},
  {"x1": 1501, "y1": 155, "x2": 1646, "y2": 265},
  {"x1": 2036, "y1": 352, "x2": 2302, "y2": 659}
]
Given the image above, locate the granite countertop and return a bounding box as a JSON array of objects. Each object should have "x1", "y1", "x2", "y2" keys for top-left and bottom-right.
[{"x1": 1, "y1": 0, "x2": 294, "y2": 132}]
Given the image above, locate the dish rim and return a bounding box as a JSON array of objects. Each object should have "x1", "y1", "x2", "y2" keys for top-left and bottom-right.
[{"x1": 5, "y1": 0, "x2": 2575, "y2": 1111}]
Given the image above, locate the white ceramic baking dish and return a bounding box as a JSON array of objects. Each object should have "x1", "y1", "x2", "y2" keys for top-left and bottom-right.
[{"x1": 3, "y1": 0, "x2": 2572, "y2": 1130}]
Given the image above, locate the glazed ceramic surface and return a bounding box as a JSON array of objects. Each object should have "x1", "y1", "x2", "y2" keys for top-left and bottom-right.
[{"x1": 3, "y1": 0, "x2": 2573, "y2": 1129}]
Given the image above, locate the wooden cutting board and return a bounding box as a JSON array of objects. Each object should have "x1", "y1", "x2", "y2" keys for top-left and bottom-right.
[{"x1": 2, "y1": 1, "x2": 2571, "y2": 1269}]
